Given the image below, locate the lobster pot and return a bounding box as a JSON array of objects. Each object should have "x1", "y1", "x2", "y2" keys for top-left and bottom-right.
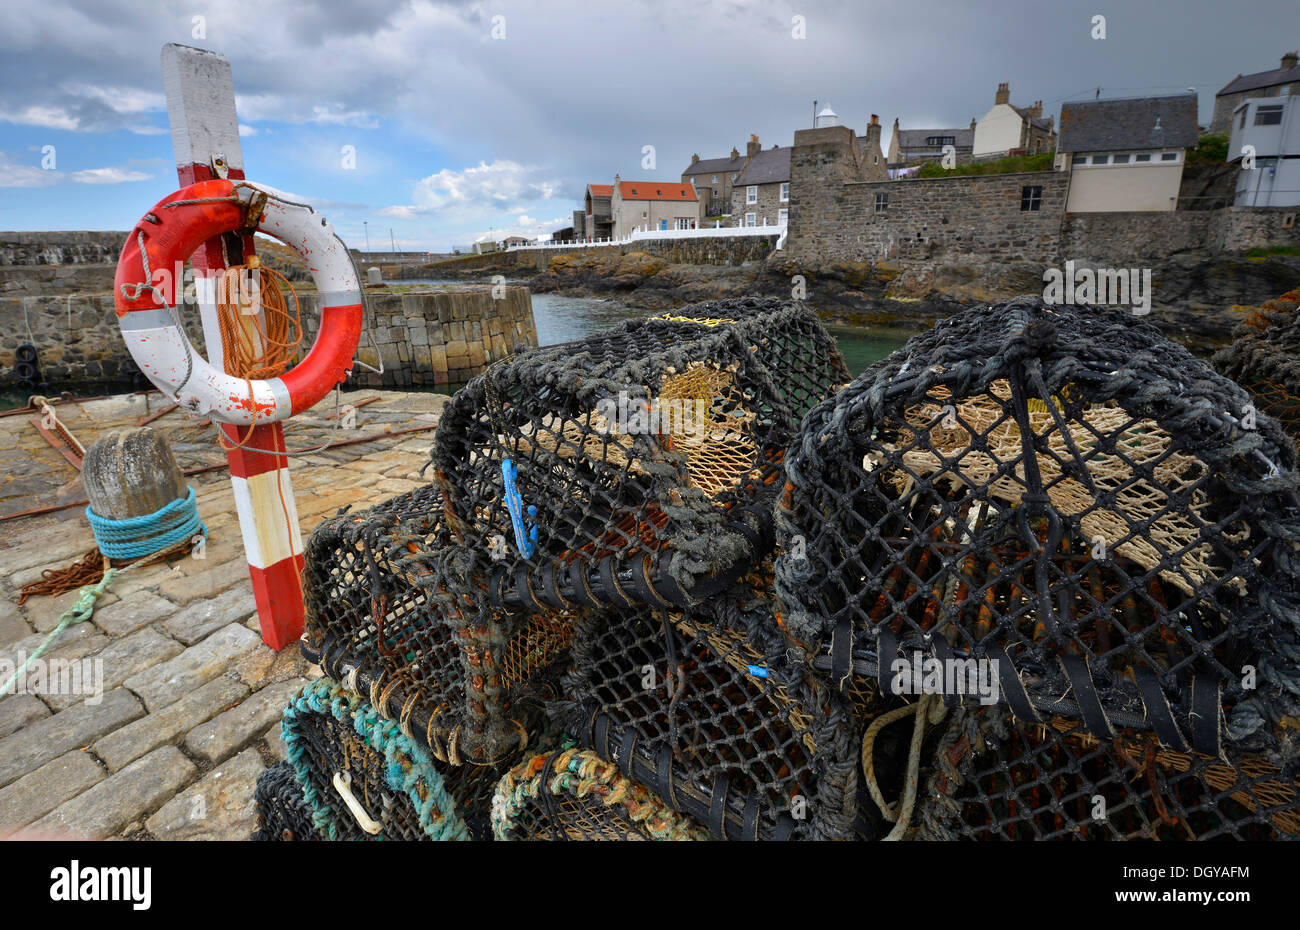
[
  {"x1": 491, "y1": 746, "x2": 711, "y2": 840},
  {"x1": 775, "y1": 298, "x2": 1300, "y2": 766},
  {"x1": 430, "y1": 298, "x2": 848, "y2": 615},
  {"x1": 914, "y1": 706, "x2": 1300, "y2": 840},
  {"x1": 551, "y1": 585, "x2": 858, "y2": 840},
  {"x1": 1213, "y1": 289, "x2": 1300, "y2": 441},
  {"x1": 281, "y1": 679, "x2": 503, "y2": 840},
  {"x1": 302, "y1": 483, "x2": 577, "y2": 766},
  {"x1": 252, "y1": 761, "x2": 320, "y2": 841}
]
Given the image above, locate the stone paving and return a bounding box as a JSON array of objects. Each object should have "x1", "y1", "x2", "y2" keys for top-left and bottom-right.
[{"x1": 0, "y1": 388, "x2": 449, "y2": 839}]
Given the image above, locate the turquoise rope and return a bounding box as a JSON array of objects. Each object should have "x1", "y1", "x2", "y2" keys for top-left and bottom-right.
[
  {"x1": 85, "y1": 486, "x2": 207, "y2": 560},
  {"x1": 280, "y1": 678, "x2": 470, "y2": 841}
]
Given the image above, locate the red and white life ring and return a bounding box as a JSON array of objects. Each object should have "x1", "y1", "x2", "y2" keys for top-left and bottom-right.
[{"x1": 114, "y1": 178, "x2": 362, "y2": 424}]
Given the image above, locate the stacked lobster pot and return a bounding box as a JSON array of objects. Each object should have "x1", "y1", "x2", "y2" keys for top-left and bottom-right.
[
  {"x1": 1213, "y1": 289, "x2": 1300, "y2": 445},
  {"x1": 775, "y1": 297, "x2": 1300, "y2": 840},
  {"x1": 275, "y1": 297, "x2": 855, "y2": 840}
]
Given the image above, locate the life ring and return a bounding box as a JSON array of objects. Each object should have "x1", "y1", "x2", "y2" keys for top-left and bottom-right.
[{"x1": 113, "y1": 178, "x2": 362, "y2": 424}]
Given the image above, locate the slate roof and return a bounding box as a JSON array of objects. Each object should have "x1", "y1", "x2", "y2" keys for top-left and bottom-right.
[
  {"x1": 733, "y1": 146, "x2": 791, "y2": 186},
  {"x1": 1011, "y1": 105, "x2": 1055, "y2": 131},
  {"x1": 1058, "y1": 94, "x2": 1199, "y2": 153},
  {"x1": 1218, "y1": 64, "x2": 1300, "y2": 96},
  {"x1": 895, "y1": 128, "x2": 975, "y2": 149},
  {"x1": 682, "y1": 154, "x2": 746, "y2": 176},
  {"x1": 618, "y1": 181, "x2": 698, "y2": 202}
]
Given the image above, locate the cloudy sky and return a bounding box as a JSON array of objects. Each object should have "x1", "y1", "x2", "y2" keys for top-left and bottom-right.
[{"x1": 1, "y1": 0, "x2": 1297, "y2": 250}]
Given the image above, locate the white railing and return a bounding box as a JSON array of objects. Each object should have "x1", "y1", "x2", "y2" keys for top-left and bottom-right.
[{"x1": 506, "y1": 220, "x2": 787, "y2": 251}]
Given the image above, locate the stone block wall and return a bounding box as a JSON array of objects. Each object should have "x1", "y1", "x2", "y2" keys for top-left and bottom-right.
[
  {"x1": 787, "y1": 168, "x2": 1069, "y2": 264},
  {"x1": 731, "y1": 182, "x2": 787, "y2": 227},
  {"x1": 0, "y1": 231, "x2": 126, "y2": 266},
  {"x1": 1, "y1": 286, "x2": 537, "y2": 390}
]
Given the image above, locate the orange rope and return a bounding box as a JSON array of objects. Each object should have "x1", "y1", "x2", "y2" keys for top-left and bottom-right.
[{"x1": 214, "y1": 261, "x2": 304, "y2": 452}]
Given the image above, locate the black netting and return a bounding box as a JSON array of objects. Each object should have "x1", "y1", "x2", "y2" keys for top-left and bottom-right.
[
  {"x1": 914, "y1": 706, "x2": 1300, "y2": 840},
  {"x1": 281, "y1": 679, "x2": 503, "y2": 840},
  {"x1": 491, "y1": 745, "x2": 711, "y2": 840},
  {"x1": 302, "y1": 484, "x2": 577, "y2": 766},
  {"x1": 1213, "y1": 289, "x2": 1300, "y2": 442},
  {"x1": 429, "y1": 298, "x2": 848, "y2": 614},
  {"x1": 551, "y1": 584, "x2": 858, "y2": 840},
  {"x1": 251, "y1": 761, "x2": 319, "y2": 841},
  {"x1": 775, "y1": 297, "x2": 1300, "y2": 772}
]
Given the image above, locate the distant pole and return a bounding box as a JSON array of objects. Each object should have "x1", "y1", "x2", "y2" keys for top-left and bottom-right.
[
  {"x1": 813, "y1": 99, "x2": 818, "y2": 127},
  {"x1": 390, "y1": 228, "x2": 397, "y2": 253},
  {"x1": 161, "y1": 43, "x2": 306, "y2": 651},
  {"x1": 364, "y1": 221, "x2": 370, "y2": 251}
]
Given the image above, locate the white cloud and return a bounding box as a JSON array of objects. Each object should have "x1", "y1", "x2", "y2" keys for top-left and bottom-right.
[
  {"x1": 0, "y1": 105, "x2": 79, "y2": 130},
  {"x1": 0, "y1": 151, "x2": 59, "y2": 187},
  {"x1": 238, "y1": 124, "x2": 258, "y2": 137},
  {"x1": 71, "y1": 166, "x2": 153, "y2": 184},
  {"x1": 381, "y1": 160, "x2": 562, "y2": 218}
]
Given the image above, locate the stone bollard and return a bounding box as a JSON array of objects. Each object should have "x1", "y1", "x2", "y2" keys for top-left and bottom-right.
[
  {"x1": 82, "y1": 427, "x2": 186, "y2": 521},
  {"x1": 367, "y1": 266, "x2": 383, "y2": 286}
]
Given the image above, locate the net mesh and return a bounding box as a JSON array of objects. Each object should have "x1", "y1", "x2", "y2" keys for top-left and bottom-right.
[
  {"x1": 281, "y1": 678, "x2": 501, "y2": 840},
  {"x1": 774, "y1": 298, "x2": 1300, "y2": 803},
  {"x1": 551, "y1": 583, "x2": 858, "y2": 840},
  {"x1": 491, "y1": 745, "x2": 711, "y2": 840},
  {"x1": 251, "y1": 761, "x2": 319, "y2": 841},
  {"x1": 429, "y1": 298, "x2": 848, "y2": 614},
  {"x1": 1213, "y1": 288, "x2": 1300, "y2": 442},
  {"x1": 914, "y1": 706, "x2": 1300, "y2": 840},
  {"x1": 302, "y1": 484, "x2": 577, "y2": 766}
]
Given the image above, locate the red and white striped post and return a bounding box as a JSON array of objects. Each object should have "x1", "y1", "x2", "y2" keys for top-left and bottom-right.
[{"x1": 161, "y1": 43, "x2": 305, "y2": 650}]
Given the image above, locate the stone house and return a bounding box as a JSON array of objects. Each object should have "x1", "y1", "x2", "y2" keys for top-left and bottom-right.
[
  {"x1": 730, "y1": 136, "x2": 791, "y2": 227},
  {"x1": 610, "y1": 176, "x2": 702, "y2": 237},
  {"x1": 1210, "y1": 50, "x2": 1300, "y2": 136},
  {"x1": 1059, "y1": 94, "x2": 1199, "y2": 213},
  {"x1": 681, "y1": 148, "x2": 746, "y2": 216},
  {"x1": 855, "y1": 114, "x2": 890, "y2": 179},
  {"x1": 1229, "y1": 95, "x2": 1300, "y2": 207},
  {"x1": 973, "y1": 83, "x2": 1057, "y2": 157},
  {"x1": 575, "y1": 183, "x2": 614, "y2": 240},
  {"x1": 886, "y1": 117, "x2": 976, "y2": 168}
]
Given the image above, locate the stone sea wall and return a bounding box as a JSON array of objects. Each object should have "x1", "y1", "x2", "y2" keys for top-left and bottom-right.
[{"x1": 0, "y1": 285, "x2": 537, "y2": 390}]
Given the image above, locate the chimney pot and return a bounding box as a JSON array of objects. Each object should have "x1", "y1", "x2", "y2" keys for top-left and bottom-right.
[
  {"x1": 691, "y1": 153, "x2": 699, "y2": 164},
  {"x1": 995, "y1": 82, "x2": 1010, "y2": 105},
  {"x1": 1283, "y1": 50, "x2": 1299, "y2": 69}
]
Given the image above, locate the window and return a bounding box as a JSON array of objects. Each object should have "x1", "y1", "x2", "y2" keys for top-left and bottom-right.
[
  {"x1": 1021, "y1": 185, "x2": 1043, "y2": 211},
  {"x1": 1239, "y1": 108, "x2": 1249, "y2": 130},
  {"x1": 731, "y1": 173, "x2": 737, "y2": 181},
  {"x1": 874, "y1": 192, "x2": 888, "y2": 213},
  {"x1": 745, "y1": 213, "x2": 756, "y2": 227},
  {"x1": 780, "y1": 182, "x2": 790, "y2": 202},
  {"x1": 1072, "y1": 153, "x2": 1088, "y2": 165},
  {"x1": 675, "y1": 217, "x2": 692, "y2": 230},
  {"x1": 778, "y1": 208, "x2": 788, "y2": 224},
  {"x1": 1256, "y1": 105, "x2": 1284, "y2": 126},
  {"x1": 1160, "y1": 151, "x2": 1178, "y2": 161},
  {"x1": 1092, "y1": 154, "x2": 1110, "y2": 165},
  {"x1": 746, "y1": 185, "x2": 758, "y2": 204},
  {"x1": 1134, "y1": 153, "x2": 1152, "y2": 162},
  {"x1": 712, "y1": 174, "x2": 718, "y2": 183},
  {"x1": 925, "y1": 135, "x2": 955, "y2": 146},
  {"x1": 1113, "y1": 153, "x2": 1131, "y2": 164}
]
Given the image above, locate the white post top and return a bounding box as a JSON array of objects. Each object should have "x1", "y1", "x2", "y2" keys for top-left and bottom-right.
[{"x1": 161, "y1": 43, "x2": 244, "y2": 173}]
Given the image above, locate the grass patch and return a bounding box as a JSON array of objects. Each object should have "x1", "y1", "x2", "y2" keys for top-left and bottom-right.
[
  {"x1": 915, "y1": 152, "x2": 1055, "y2": 178},
  {"x1": 1243, "y1": 244, "x2": 1300, "y2": 260}
]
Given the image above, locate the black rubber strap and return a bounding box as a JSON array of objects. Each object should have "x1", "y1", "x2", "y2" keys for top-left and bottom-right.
[
  {"x1": 656, "y1": 743, "x2": 679, "y2": 809},
  {"x1": 597, "y1": 557, "x2": 635, "y2": 608},
  {"x1": 618, "y1": 728, "x2": 638, "y2": 780},
  {"x1": 626, "y1": 555, "x2": 669, "y2": 607},
  {"x1": 929, "y1": 636, "x2": 959, "y2": 708},
  {"x1": 1189, "y1": 673, "x2": 1222, "y2": 757},
  {"x1": 1133, "y1": 665, "x2": 1189, "y2": 752},
  {"x1": 513, "y1": 562, "x2": 546, "y2": 612},
  {"x1": 708, "y1": 771, "x2": 730, "y2": 840},
  {"x1": 876, "y1": 627, "x2": 900, "y2": 696},
  {"x1": 742, "y1": 789, "x2": 760, "y2": 842},
  {"x1": 987, "y1": 643, "x2": 1040, "y2": 724},
  {"x1": 650, "y1": 558, "x2": 692, "y2": 608},
  {"x1": 771, "y1": 812, "x2": 795, "y2": 841},
  {"x1": 567, "y1": 559, "x2": 604, "y2": 609},
  {"x1": 1059, "y1": 652, "x2": 1114, "y2": 739},
  {"x1": 830, "y1": 614, "x2": 854, "y2": 689},
  {"x1": 592, "y1": 713, "x2": 612, "y2": 760},
  {"x1": 538, "y1": 562, "x2": 570, "y2": 610}
]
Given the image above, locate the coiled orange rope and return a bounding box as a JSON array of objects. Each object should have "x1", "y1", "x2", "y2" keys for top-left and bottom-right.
[{"x1": 215, "y1": 259, "x2": 304, "y2": 451}]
